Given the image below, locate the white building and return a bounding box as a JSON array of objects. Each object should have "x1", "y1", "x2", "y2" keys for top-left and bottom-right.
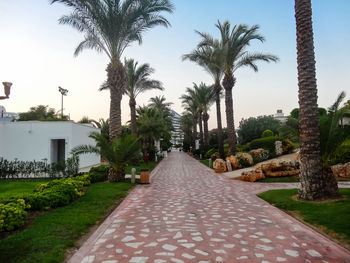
[
  {"x1": 0, "y1": 121, "x2": 100, "y2": 171},
  {"x1": 274, "y1": 109, "x2": 288, "y2": 123},
  {"x1": 170, "y1": 110, "x2": 184, "y2": 148},
  {"x1": 0, "y1": 105, "x2": 18, "y2": 122}
]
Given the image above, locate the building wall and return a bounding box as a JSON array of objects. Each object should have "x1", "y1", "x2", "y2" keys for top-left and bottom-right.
[{"x1": 0, "y1": 121, "x2": 100, "y2": 169}]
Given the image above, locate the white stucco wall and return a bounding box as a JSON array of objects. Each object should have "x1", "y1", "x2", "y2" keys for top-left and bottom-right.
[{"x1": 0, "y1": 121, "x2": 100, "y2": 169}]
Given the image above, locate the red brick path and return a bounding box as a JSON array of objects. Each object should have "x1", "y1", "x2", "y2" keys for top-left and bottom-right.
[{"x1": 69, "y1": 152, "x2": 350, "y2": 263}]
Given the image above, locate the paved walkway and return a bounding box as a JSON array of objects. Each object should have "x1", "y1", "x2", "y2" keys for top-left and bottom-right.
[{"x1": 69, "y1": 152, "x2": 350, "y2": 263}]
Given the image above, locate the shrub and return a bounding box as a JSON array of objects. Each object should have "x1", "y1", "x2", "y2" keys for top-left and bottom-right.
[
  {"x1": 210, "y1": 152, "x2": 220, "y2": 161},
  {"x1": 250, "y1": 136, "x2": 283, "y2": 157},
  {"x1": 88, "y1": 165, "x2": 109, "y2": 183},
  {"x1": 249, "y1": 148, "x2": 269, "y2": 164},
  {"x1": 282, "y1": 139, "x2": 295, "y2": 154},
  {"x1": 236, "y1": 153, "x2": 254, "y2": 168},
  {"x1": 330, "y1": 138, "x2": 350, "y2": 165},
  {"x1": 0, "y1": 199, "x2": 29, "y2": 231},
  {"x1": 236, "y1": 143, "x2": 250, "y2": 153},
  {"x1": 261, "y1": 129, "x2": 274, "y2": 138},
  {"x1": 205, "y1": 148, "x2": 217, "y2": 159}
]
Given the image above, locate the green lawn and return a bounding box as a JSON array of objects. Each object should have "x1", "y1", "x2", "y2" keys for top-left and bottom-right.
[
  {"x1": 0, "y1": 182, "x2": 134, "y2": 263},
  {"x1": 258, "y1": 188, "x2": 350, "y2": 247},
  {"x1": 125, "y1": 159, "x2": 161, "y2": 175},
  {"x1": 0, "y1": 179, "x2": 51, "y2": 200},
  {"x1": 258, "y1": 176, "x2": 300, "y2": 183}
]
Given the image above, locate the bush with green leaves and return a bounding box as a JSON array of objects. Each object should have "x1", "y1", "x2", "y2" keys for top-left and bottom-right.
[
  {"x1": 330, "y1": 138, "x2": 350, "y2": 165},
  {"x1": 88, "y1": 165, "x2": 109, "y2": 183},
  {"x1": 205, "y1": 148, "x2": 217, "y2": 159},
  {"x1": 0, "y1": 199, "x2": 29, "y2": 231},
  {"x1": 250, "y1": 136, "x2": 283, "y2": 157},
  {"x1": 261, "y1": 129, "x2": 274, "y2": 138},
  {"x1": 249, "y1": 148, "x2": 269, "y2": 164}
]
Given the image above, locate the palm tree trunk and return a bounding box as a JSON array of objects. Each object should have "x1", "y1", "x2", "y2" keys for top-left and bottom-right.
[
  {"x1": 129, "y1": 97, "x2": 137, "y2": 134},
  {"x1": 108, "y1": 166, "x2": 125, "y2": 182},
  {"x1": 107, "y1": 58, "x2": 124, "y2": 141},
  {"x1": 295, "y1": 0, "x2": 338, "y2": 200},
  {"x1": 203, "y1": 112, "x2": 209, "y2": 153},
  {"x1": 198, "y1": 111, "x2": 204, "y2": 152},
  {"x1": 214, "y1": 81, "x2": 225, "y2": 158},
  {"x1": 223, "y1": 73, "x2": 237, "y2": 155}
]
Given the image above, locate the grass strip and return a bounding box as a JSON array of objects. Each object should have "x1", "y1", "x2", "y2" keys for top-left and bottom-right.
[
  {"x1": 125, "y1": 160, "x2": 160, "y2": 175},
  {"x1": 0, "y1": 179, "x2": 51, "y2": 200},
  {"x1": 258, "y1": 188, "x2": 350, "y2": 248},
  {"x1": 0, "y1": 182, "x2": 133, "y2": 263}
]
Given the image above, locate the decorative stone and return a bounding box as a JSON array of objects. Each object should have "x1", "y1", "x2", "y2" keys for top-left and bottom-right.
[
  {"x1": 210, "y1": 152, "x2": 220, "y2": 161},
  {"x1": 295, "y1": 150, "x2": 300, "y2": 161},
  {"x1": 226, "y1": 160, "x2": 232, "y2": 172},
  {"x1": 213, "y1": 159, "x2": 227, "y2": 173},
  {"x1": 226, "y1": 155, "x2": 240, "y2": 169},
  {"x1": 331, "y1": 162, "x2": 350, "y2": 178},
  {"x1": 238, "y1": 169, "x2": 265, "y2": 182},
  {"x1": 258, "y1": 159, "x2": 299, "y2": 177},
  {"x1": 275, "y1": 141, "x2": 283, "y2": 156},
  {"x1": 249, "y1": 148, "x2": 269, "y2": 163},
  {"x1": 235, "y1": 153, "x2": 254, "y2": 167}
]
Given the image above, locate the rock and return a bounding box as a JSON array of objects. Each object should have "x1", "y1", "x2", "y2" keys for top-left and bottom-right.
[
  {"x1": 249, "y1": 148, "x2": 269, "y2": 163},
  {"x1": 331, "y1": 162, "x2": 350, "y2": 178},
  {"x1": 295, "y1": 150, "x2": 300, "y2": 161},
  {"x1": 258, "y1": 159, "x2": 299, "y2": 177},
  {"x1": 275, "y1": 141, "x2": 283, "y2": 156},
  {"x1": 213, "y1": 159, "x2": 227, "y2": 173},
  {"x1": 210, "y1": 152, "x2": 220, "y2": 161},
  {"x1": 226, "y1": 160, "x2": 233, "y2": 172},
  {"x1": 239, "y1": 169, "x2": 265, "y2": 182},
  {"x1": 226, "y1": 155, "x2": 240, "y2": 169},
  {"x1": 235, "y1": 153, "x2": 254, "y2": 167}
]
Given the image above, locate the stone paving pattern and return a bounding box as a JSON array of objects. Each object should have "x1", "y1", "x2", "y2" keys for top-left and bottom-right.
[{"x1": 69, "y1": 152, "x2": 350, "y2": 263}]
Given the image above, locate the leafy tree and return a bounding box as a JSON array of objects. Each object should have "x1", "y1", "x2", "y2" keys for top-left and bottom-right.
[
  {"x1": 290, "y1": 107, "x2": 326, "y2": 119},
  {"x1": 295, "y1": 0, "x2": 338, "y2": 200},
  {"x1": 198, "y1": 21, "x2": 278, "y2": 154},
  {"x1": 237, "y1": 116, "x2": 280, "y2": 144},
  {"x1": 72, "y1": 133, "x2": 141, "y2": 182},
  {"x1": 52, "y1": 0, "x2": 174, "y2": 141},
  {"x1": 180, "y1": 113, "x2": 193, "y2": 152},
  {"x1": 123, "y1": 58, "x2": 163, "y2": 134},
  {"x1": 261, "y1": 129, "x2": 274, "y2": 138},
  {"x1": 18, "y1": 105, "x2": 68, "y2": 121}
]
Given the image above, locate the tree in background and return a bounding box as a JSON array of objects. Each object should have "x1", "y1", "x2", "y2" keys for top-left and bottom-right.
[
  {"x1": 123, "y1": 58, "x2": 163, "y2": 134},
  {"x1": 52, "y1": 0, "x2": 174, "y2": 141},
  {"x1": 18, "y1": 105, "x2": 68, "y2": 121},
  {"x1": 237, "y1": 115, "x2": 280, "y2": 145},
  {"x1": 180, "y1": 113, "x2": 193, "y2": 152}
]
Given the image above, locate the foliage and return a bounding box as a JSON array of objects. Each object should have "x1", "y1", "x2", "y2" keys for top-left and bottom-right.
[
  {"x1": 330, "y1": 138, "x2": 350, "y2": 165},
  {"x1": 249, "y1": 136, "x2": 283, "y2": 157},
  {"x1": 72, "y1": 133, "x2": 141, "y2": 180},
  {"x1": 258, "y1": 188, "x2": 350, "y2": 247},
  {"x1": 290, "y1": 107, "x2": 327, "y2": 119},
  {"x1": 261, "y1": 129, "x2": 274, "y2": 138},
  {"x1": 0, "y1": 199, "x2": 29, "y2": 232},
  {"x1": 208, "y1": 128, "x2": 228, "y2": 149},
  {"x1": 278, "y1": 116, "x2": 299, "y2": 143},
  {"x1": 78, "y1": 116, "x2": 93, "y2": 124},
  {"x1": 18, "y1": 105, "x2": 68, "y2": 121},
  {"x1": 0, "y1": 182, "x2": 133, "y2": 263},
  {"x1": 283, "y1": 139, "x2": 295, "y2": 154},
  {"x1": 237, "y1": 116, "x2": 280, "y2": 144},
  {"x1": 249, "y1": 148, "x2": 269, "y2": 164},
  {"x1": 91, "y1": 118, "x2": 110, "y2": 140},
  {"x1": 236, "y1": 143, "x2": 250, "y2": 153},
  {"x1": 88, "y1": 165, "x2": 109, "y2": 183},
  {"x1": 205, "y1": 148, "x2": 217, "y2": 159},
  {"x1": 0, "y1": 156, "x2": 79, "y2": 179}
]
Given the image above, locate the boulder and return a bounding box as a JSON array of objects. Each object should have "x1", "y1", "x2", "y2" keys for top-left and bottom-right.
[
  {"x1": 275, "y1": 141, "x2": 283, "y2": 156},
  {"x1": 226, "y1": 160, "x2": 233, "y2": 172},
  {"x1": 239, "y1": 169, "x2": 265, "y2": 182},
  {"x1": 257, "y1": 159, "x2": 299, "y2": 177},
  {"x1": 249, "y1": 148, "x2": 269, "y2": 163},
  {"x1": 331, "y1": 162, "x2": 350, "y2": 178},
  {"x1": 213, "y1": 159, "x2": 227, "y2": 173},
  {"x1": 210, "y1": 152, "x2": 220, "y2": 161},
  {"x1": 295, "y1": 150, "x2": 300, "y2": 161},
  {"x1": 236, "y1": 153, "x2": 254, "y2": 167},
  {"x1": 226, "y1": 155, "x2": 240, "y2": 169}
]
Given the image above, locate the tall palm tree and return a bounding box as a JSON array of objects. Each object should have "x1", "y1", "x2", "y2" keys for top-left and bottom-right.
[
  {"x1": 198, "y1": 21, "x2": 278, "y2": 155},
  {"x1": 183, "y1": 44, "x2": 225, "y2": 158},
  {"x1": 294, "y1": 0, "x2": 338, "y2": 200},
  {"x1": 51, "y1": 0, "x2": 174, "y2": 141},
  {"x1": 124, "y1": 58, "x2": 163, "y2": 134},
  {"x1": 149, "y1": 95, "x2": 173, "y2": 112}
]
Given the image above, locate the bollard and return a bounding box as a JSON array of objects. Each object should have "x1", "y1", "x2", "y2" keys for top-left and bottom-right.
[
  {"x1": 155, "y1": 155, "x2": 158, "y2": 162},
  {"x1": 226, "y1": 160, "x2": 232, "y2": 172},
  {"x1": 209, "y1": 158, "x2": 212, "y2": 168},
  {"x1": 131, "y1": 168, "x2": 136, "y2": 184},
  {"x1": 200, "y1": 154, "x2": 202, "y2": 159}
]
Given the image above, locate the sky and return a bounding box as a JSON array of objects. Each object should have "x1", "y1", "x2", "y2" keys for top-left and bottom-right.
[{"x1": 0, "y1": 0, "x2": 349, "y2": 129}]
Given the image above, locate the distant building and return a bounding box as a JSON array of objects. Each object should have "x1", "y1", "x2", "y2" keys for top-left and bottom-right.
[
  {"x1": 170, "y1": 110, "x2": 184, "y2": 148},
  {"x1": 274, "y1": 109, "x2": 288, "y2": 123},
  {"x1": 0, "y1": 121, "x2": 100, "y2": 172},
  {"x1": 0, "y1": 105, "x2": 18, "y2": 122}
]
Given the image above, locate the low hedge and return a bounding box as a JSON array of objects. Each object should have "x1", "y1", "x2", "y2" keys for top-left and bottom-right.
[
  {"x1": 89, "y1": 165, "x2": 109, "y2": 183},
  {"x1": 0, "y1": 199, "x2": 29, "y2": 232},
  {"x1": 250, "y1": 136, "x2": 283, "y2": 157}
]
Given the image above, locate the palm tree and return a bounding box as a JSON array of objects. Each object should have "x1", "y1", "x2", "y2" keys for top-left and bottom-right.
[
  {"x1": 124, "y1": 58, "x2": 163, "y2": 134},
  {"x1": 91, "y1": 118, "x2": 110, "y2": 140},
  {"x1": 180, "y1": 113, "x2": 193, "y2": 151},
  {"x1": 294, "y1": 0, "x2": 338, "y2": 200},
  {"x1": 198, "y1": 21, "x2": 278, "y2": 155},
  {"x1": 183, "y1": 43, "x2": 225, "y2": 158},
  {"x1": 71, "y1": 133, "x2": 141, "y2": 182},
  {"x1": 51, "y1": 0, "x2": 174, "y2": 141},
  {"x1": 149, "y1": 95, "x2": 173, "y2": 112}
]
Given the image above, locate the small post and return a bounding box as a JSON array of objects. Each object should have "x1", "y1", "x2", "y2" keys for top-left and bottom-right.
[
  {"x1": 200, "y1": 153, "x2": 202, "y2": 159},
  {"x1": 155, "y1": 154, "x2": 158, "y2": 162},
  {"x1": 208, "y1": 158, "x2": 212, "y2": 168},
  {"x1": 226, "y1": 160, "x2": 232, "y2": 172},
  {"x1": 131, "y1": 168, "x2": 136, "y2": 184}
]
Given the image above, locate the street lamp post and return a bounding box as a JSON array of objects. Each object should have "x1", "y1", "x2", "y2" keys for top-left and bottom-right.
[
  {"x1": 0, "y1": 82, "x2": 12, "y2": 100},
  {"x1": 58, "y1": 86, "x2": 68, "y2": 119}
]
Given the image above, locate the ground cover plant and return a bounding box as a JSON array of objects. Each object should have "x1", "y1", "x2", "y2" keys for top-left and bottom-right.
[
  {"x1": 0, "y1": 182, "x2": 133, "y2": 263},
  {"x1": 258, "y1": 188, "x2": 350, "y2": 248}
]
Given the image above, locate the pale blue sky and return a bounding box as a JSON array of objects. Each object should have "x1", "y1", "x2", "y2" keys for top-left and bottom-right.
[{"x1": 0, "y1": 0, "x2": 349, "y2": 129}]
